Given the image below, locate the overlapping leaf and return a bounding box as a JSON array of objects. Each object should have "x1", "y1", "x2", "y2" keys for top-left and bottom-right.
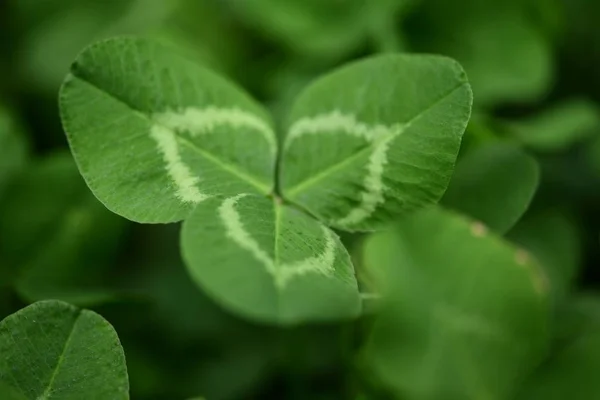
[
  {"x1": 504, "y1": 99, "x2": 600, "y2": 151},
  {"x1": 407, "y1": 0, "x2": 553, "y2": 106},
  {"x1": 0, "y1": 300, "x2": 129, "y2": 399},
  {"x1": 281, "y1": 55, "x2": 472, "y2": 231},
  {"x1": 182, "y1": 194, "x2": 361, "y2": 324},
  {"x1": 508, "y1": 210, "x2": 582, "y2": 299},
  {"x1": 442, "y1": 143, "x2": 539, "y2": 234},
  {"x1": 363, "y1": 207, "x2": 550, "y2": 400},
  {"x1": 60, "y1": 37, "x2": 276, "y2": 223}
]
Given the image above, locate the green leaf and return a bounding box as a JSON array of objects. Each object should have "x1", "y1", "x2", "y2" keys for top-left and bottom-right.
[
  {"x1": 281, "y1": 54, "x2": 472, "y2": 231},
  {"x1": 450, "y1": 17, "x2": 551, "y2": 106},
  {"x1": 363, "y1": 207, "x2": 550, "y2": 400},
  {"x1": 0, "y1": 382, "x2": 28, "y2": 400},
  {"x1": 517, "y1": 295, "x2": 600, "y2": 400},
  {"x1": 504, "y1": 99, "x2": 600, "y2": 151},
  {"x1": 228, "y1": 0, "x2": 368, "y2": 60},
  {"x1": 0, "y1": 107, "x2": 28, "y2": 199},
  {"x1": 0, "y1": 300, "x2": 129, "y2": 399},
  {"x1": 0, "y1": 152, "x2": 125, "y2": 306},
  {"x1": 442, "y1": 143, "x2": 539, "y2": 234},
  {"x1": 507, "y1": 210, "x2": 582, "y2": 299},
  {"x1": 59, "y1": 36, "x2": 276, "y2": 223},
  {"x1": 181, "y1": 194, "x2": 361, "y2": 324},
  {"x1": 14, "y1": 0, "x2": 175, "y2": 93},
  {"x1": 408, "y1": 0, "x2": 553, "y2": 106}
]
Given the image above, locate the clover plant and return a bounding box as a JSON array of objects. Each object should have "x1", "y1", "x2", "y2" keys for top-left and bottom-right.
[
  {"x1": 57, "y1": 37, "x2": 472, "y2": 324},
  {"x1": 3, "y1": 1, "x2": 600, "y2": 398}
]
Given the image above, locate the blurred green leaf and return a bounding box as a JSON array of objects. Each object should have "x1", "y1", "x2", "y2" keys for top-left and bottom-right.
[
  {"x1": 185, "y1": 340, "x2": 272, "y2": 400},
  {"x1": 407, "y1": 0, "x2": 553, "y2": 106},
  {"x1": 504, "y1": 99, "x2": 600, "y2": 151},
  {"x1": 442, "y1": 143, "x2": 540, "y2": 234},
  {"x1": 0, "y1": 152, "x2": 125, "y2": 306},
  {"x1": 363, "y1": 207, "x2": 550, "y2": 400},
  {"x1": 508, "y1": 210, "x2": 582, "y2": 300},
  {"x1": 586, "y1": 135, "x2": 600, "y2": 179},
  {"x1": 227, "y1": 0, "x2": 367, "y2": 61},
  {"x1": 517, "y1": 294, "x2": 600, "y2": 400},
  {"x1": 0, "y1": 300, "x2": 129, "y2": 399},
  {"x1": 13, "y1": 0, "x2": 235, "y2": 94},
  {"x1": 122, "y1": 224, "x2": 254, "y2": 343},
  {"x1": 0, "y1": 107, "x2": 28, "y2": 199},
  {"x1": 14, "y1": 0, "x2": 159, "y2": 92}
]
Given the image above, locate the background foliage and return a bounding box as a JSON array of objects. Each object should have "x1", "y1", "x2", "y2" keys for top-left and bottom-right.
[{"x1": 1, "y1": 0, "x2": 600, "y2": 399}]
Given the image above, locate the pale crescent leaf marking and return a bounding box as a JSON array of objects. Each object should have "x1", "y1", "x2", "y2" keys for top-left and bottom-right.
[
  {"x1": 286, "y1": 110, "x2": 408, "y2": 227},
  {"x1": 219, "y1": 194, "x2": 336, "y2": 289},
  {"x1": 219, "y1": 194, "x2": 275, "y2": 274},
  {"x1": 150, "y1": 125, "x2": 208, "y2": 203},
  {"x1": 149, "y1": 107, "x2": 275, "y2": 204},
  {"x1": 286, "y1": 110, "x2": 396, "y2": 145},
  {"x1": 154, "y1": 106, "x2": 277, "y2": 155},
  {"x1": 336, "y1": 134, "x2": 397, "y2": 227},
  {"x1": 280, "y1": 226, "x2": 336, "y2": 280}
]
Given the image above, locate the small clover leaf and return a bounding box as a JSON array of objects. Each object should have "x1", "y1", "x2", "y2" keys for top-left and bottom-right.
[
  {"x1": 442, "y1": 143, "x2": 540, "y2": 234},
  {"x1": 281, "y1": 54, "x2": 472, "y2": 231},
  {"x1": 181, "y1": 194, "x2": 360, "y2": 324},
  {"x1": 60, "y1": 37, "x2": 276, "y2": 223},
  {"x1": 0, "y1": 300, "x2": 129, "y2": 400}
]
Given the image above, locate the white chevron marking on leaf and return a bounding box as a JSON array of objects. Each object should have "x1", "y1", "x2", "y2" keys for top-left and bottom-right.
[
  {"x1": 286, "y1": 110, "x2": 409, "y2": 227},
  {"x1": 219, "y1": 195, "x2": 337, "y2": 289},
  {"x1": 219, "y1": 194, "x2": 275, "y2": 274},
  {"x1": 281, "y1": 226, "x2": 336, "y2": 282},
  {"x1": 154, "y1": 106, "x2": 277, "y2": 154},
  {"x1": 286, "y1": 110, "x2": 398, "y2": 147},
  {"x1": 150, "y1": 125, "x2": 209, "y2": 203},
  {"x1": 336, "y1": 135, "x2": 397, "y2": 227}
]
